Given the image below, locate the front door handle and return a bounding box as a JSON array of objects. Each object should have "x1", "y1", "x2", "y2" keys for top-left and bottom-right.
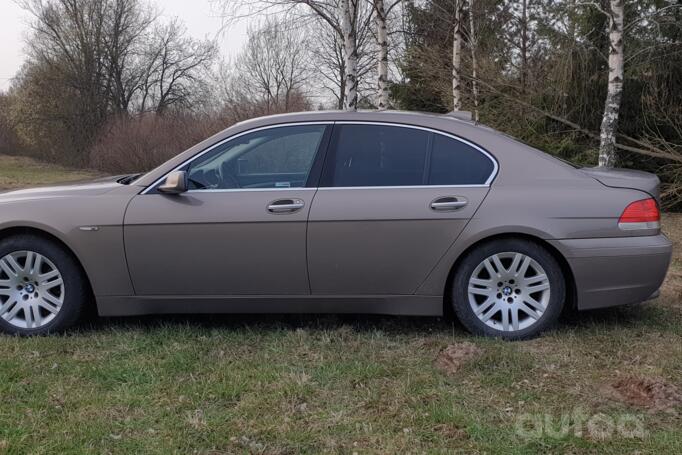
[
  {"x1": 267, "y1": 198, "x2": 305, "y2": 214},
  {"x1": 430, "y1": 196, "x2": 468, "y2": 211}
]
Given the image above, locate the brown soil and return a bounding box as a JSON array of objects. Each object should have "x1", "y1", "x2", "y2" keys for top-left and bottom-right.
[
  {"x1": 432, "y1": 423, "x2": 469, "y2": 440},
  {"x1": 434, "y1": 342, "x2": 483, "y2": 375},
  {"x1": 611, "y1": 376, "x2": 682, "y2": 413}
]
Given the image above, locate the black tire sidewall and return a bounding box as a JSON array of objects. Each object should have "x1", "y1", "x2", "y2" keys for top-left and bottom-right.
[
  {"x1": 452, "y1": 238, "x2": 565, "y2": 340},
  {"x1": 0, "y1": 235, "x2": 87, "y2": 336}
]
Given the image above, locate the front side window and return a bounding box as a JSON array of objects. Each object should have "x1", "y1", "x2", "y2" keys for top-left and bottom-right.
[{"x1": 186, "y1": 125, "x2": 327, "y2": 190}]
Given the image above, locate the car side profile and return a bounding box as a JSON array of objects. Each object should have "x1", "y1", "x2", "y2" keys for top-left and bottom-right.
[{"x1": 0, "y1": 110, "x2": 672, "y2": 339}]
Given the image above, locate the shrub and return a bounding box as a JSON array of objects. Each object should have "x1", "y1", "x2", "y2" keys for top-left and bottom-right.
[
  {"x1": 0, "y1": 93, "x2": 24, "y2": 157},
  {"x1": 88, "y1": 113, "x2": 229, "y2": 174}
]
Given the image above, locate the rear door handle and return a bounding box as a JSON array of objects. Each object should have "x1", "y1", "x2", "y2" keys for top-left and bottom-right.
[
  {"x1": 267, "y1": 198, "x2": 305, "y2": 214},
  {"x1": 430, "y1": 196, "x2": 468, "y2": 211}
]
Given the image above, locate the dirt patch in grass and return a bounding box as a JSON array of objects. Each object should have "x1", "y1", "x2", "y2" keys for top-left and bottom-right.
[
  {"x1": 432, "y1": 423, "x2": 469, "y2": 441},
  {"x1": 610, "y1": 376, "x2": 682, "y2": 413},
  {"x1": 434, "y1": 342, "x2": 482, "y2": 375}
]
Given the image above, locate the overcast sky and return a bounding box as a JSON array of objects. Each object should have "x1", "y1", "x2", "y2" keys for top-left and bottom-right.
[{"x1": 0, "y1": 0, "x2": 250, "y2": 91}]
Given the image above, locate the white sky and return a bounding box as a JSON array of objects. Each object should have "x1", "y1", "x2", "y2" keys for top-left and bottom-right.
[{"x1": 0, "y1": 0, "x2": 250, "y2": 91}]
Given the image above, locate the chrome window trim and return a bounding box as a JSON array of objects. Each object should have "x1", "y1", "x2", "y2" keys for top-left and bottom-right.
[
  {"x1": 141, "y1": 122, "x2": 333, "y2": 195},
  {"x1": 185, "y1": 187, "x2": 318, "y2": 194},
  {"x1": 318, "y1": 184, "x2": 490, "y2": 190},
  {"x1": 142, "y1": 120, "x2": 499, "y2": 194},
  {"x1": 180, "y1": 185, "x2": 487, "y2": 194}
]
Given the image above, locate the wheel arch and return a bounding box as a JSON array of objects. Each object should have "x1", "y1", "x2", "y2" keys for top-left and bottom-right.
[
  {"x1": 443, "y1": 232, "x2": 577, "y2": 315},
  {"x1": 0, "y1": 225, "x2": 96, "y2": 300}
]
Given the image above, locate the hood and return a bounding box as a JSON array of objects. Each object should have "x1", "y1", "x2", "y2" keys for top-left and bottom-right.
[
  {"x1": 0, "y1": 175, "x2": 125, "y2": 203},
  {"x1": 580, "y1": 167, "x2": 661, "y2": 201}
]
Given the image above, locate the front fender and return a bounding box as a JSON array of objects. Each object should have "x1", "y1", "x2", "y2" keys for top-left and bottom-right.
[{"x1": 0, "y1": 189, "x2": 137, "y2": 297}]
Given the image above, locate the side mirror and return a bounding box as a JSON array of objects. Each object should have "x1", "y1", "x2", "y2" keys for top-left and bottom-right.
[{"x1": 158, "y1": 170, "x2": 188, "y2": 194}]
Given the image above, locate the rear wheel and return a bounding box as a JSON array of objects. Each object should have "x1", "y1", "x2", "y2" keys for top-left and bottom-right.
[
  {"x1": 0, "y1": 235, "x2": 88, "y2": 335},
  {"x1": 452, "y1": 238, "x2": 565, "y2": 340}
]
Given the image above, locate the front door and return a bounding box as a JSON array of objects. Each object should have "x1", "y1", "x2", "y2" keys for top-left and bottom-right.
[
  {"x1": 307, "y1": 123, "x2": 496, "y2": 295},
  {"x1": 124, "y1": 123, "x2": 330, "y2": 296}
]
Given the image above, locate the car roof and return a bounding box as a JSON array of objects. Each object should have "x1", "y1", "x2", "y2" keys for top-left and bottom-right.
[{"x1": 233, "y1": 109, "x2": 477, "y2": 128}]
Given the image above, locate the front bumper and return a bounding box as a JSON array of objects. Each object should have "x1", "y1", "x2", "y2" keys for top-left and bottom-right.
[{"x1": 548, "y1": 234, "x2": 672, "y2": 310}]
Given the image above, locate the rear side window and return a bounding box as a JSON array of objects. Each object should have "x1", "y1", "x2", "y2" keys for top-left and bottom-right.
[
  {"x1": 321, "y1": 124, "x2": 495, "y2": 187},
  {"x1": 429, "y1": 134, "x2": 495, "y2": 185},
  {"x1": 323, "y1": 124, "x2": 429, "y2": 187}
]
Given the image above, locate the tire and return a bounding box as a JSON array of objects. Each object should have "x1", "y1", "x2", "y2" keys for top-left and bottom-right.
[
  {"x1": 0, "y1": 234, "x2": 88, "y2": 336},
  {"x1": 451, "y1": 238, "x2": 565, "y2": 340}
]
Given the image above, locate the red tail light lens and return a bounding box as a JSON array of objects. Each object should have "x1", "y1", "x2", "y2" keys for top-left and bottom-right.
[{"x1": 618, "y1": 198, "x2": 660, "y2": 230}]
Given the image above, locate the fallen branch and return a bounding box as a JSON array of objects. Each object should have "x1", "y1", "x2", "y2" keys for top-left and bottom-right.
[{"x1": 471, "y1": 77, "x2": 682, "y2": 164}]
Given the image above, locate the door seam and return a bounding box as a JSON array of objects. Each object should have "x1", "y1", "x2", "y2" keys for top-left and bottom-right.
[
  {"x1": 305, "y1": 189, "x2": 320, "y2": 294},
  {"x1": 413, "y1": 186, "x2": 494, "y2": 295},
  {"x1": 121, "y1": 194, "x2": 139, "y2": 295}
]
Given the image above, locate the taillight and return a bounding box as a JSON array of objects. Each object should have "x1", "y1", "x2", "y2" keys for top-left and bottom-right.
[{"x1": 618, "y1": 198, "x2": 660, "y2": 231}]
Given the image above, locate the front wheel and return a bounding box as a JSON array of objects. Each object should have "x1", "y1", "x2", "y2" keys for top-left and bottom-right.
[
  {"x1": 451, "y1": 238, "x2": 565, "y2": 340},
  {"x1": 0, "y1": 235, "x2": 88, "y2": 336}
]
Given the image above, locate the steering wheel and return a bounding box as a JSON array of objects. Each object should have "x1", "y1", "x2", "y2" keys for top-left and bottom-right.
[
  {"x1": 219, "y1": 161, "x2": 241, "y2": 189},
  {"x1": 187, "y1": 177, "x2": 207, "y2": 189},
  {"x1": 222, "y1": 172, "x2": 241, "y2": 189}
]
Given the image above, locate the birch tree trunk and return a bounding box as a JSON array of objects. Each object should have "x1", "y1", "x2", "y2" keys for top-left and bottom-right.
[
  {"x1": 403, "y1": 0, "x2": 415, "y2": 47},
  {"x1": 341, "y1": 0, "x2": 359, "y2": 111},
  {"x1": 452, "y1": 0, "x2": 464, "y2": 110},
  {"x1": 599, "y1": 0, "x2": 625, "y2": 168},
  {"x1": 375, "y1": 0, "x2": 389, "y2": 110},
  {"x1": 469, "y1": 0, "x2": 479, "y2": 121},
  {"x1": 520, "y1": 0, "x2": 528, "y2": 93}
]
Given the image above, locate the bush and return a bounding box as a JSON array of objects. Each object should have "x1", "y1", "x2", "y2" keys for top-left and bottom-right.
[
  {"x1": 88, "y1": 95, "x2": 312, "y2": 175},
  {"x1": 88, "y1": 113, "x2": 229, "y2": 174},
  {"x1": 0, "y1": 93, "x2": 24, "y2": 157}
]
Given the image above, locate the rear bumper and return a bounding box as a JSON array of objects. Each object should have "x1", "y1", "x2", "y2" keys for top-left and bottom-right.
[{"x1": 548, "y1": 234, "x2": 672, "y2": 310}]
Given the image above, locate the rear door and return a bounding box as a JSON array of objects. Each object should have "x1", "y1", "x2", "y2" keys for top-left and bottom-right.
[{"x1": 307, "y1": 123, "x2": 497, "y2": 295}]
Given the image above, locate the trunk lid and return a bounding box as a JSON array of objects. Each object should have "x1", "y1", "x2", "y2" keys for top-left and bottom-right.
[{"x1": 581, "y1": 167, "x2": 661, "y2": 202}]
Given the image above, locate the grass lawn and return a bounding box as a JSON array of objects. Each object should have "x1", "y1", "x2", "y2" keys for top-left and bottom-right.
[
  {"x1": 0, "y1": 154, "x2": 681, "y2": 454},
  {"x1": 0, "y1": 155, "x2": 98, "y2": 190}
]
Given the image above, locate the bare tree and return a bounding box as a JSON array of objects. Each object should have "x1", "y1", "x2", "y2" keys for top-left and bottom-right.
[
  {"x1": 468, "y1": 0, "x2": 479, "y2": 120},
  {"x1": 138, "y1": 20, "x2": 217, "y2": 114},
  {"x1": 371, "y1": 0, "x2": 401, "y2": 109},
  {"x1": 452, "y1": 0, "x2": 465, "y2": 110},
  {"x1": 18, "y1": 0, "x2": 132, "y2": 163},
  {"x1": 14, "y1": 0, "x2": 217, "y2": 165},
  {"x1": 500, "y1": 0, "x2": 539, "y2": 95},
  {"x1": 519, "y1": 0, "x2": 529, "y2": 93},
  {"x1": 308, "y1": 5, "x2": 375, "y2": 108},
  {"x1": 340, "y1": 0, "x2": 360, "y2": 108},
  {"x1": 310, "y1": 19, "x2": 349, "y2": 108},
  {"x1": 217, "y1": 0, "x2": 370, "y2": 110},
  {"x1": 103, "y1": 0, "x2": 157, "y2": 112},
  {"x1": 221, "y1": 18, "x2": 311, "y2": 113},
  {"x1": 599, "y1": 0, "x2": 624, "y2": 168}
]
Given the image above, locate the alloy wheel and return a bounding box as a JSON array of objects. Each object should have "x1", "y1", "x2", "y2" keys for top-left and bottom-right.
[
  {"x1": 467, "y1": 252, "x2": 551, "y2": 332},
  {"x1": 0, "y1": 251, "x2": 65, "y2": 329}
]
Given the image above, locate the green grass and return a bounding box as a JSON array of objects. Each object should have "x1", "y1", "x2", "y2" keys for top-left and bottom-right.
[
  {"x1": 0, "y1": 155, "x2": 681, "y2": 454},
  {"x1": 0, "y1": 155, "x2": 98, "y2": 190}
]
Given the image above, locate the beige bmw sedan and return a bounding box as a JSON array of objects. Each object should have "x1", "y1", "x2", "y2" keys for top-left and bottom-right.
[{"x1": 0, "y1": 111, "x2": 672, "y2": 339}]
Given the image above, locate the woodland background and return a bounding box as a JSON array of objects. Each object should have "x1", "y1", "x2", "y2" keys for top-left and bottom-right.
[{"x1": 0, "y1": 0, "x2": 680, "y2": 206}]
